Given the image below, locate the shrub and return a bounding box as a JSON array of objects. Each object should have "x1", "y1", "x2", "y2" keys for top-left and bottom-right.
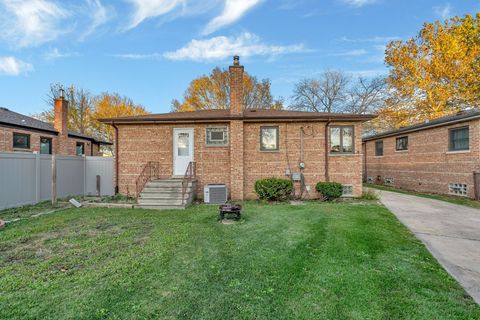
[
  {"x1": 361, "y1": 189, "x2": 379, "y2": 200},
  {"x1": 315, "y1": 181, "x2": 343, "y2": 201},
  {"x1": 254, "y1": 178, "x2": 293, "y2": 201}
]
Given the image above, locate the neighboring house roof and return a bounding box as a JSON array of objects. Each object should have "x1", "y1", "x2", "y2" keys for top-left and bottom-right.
[
  {"x1": 98, "y1": 109, "x2": 375, "y2": 124},
  {"x1": 0, "y1": 107, "x2": 111, "y2": 145},
  {"x1": 363, "y1": 110, "x2": 480, "y2": 142}
]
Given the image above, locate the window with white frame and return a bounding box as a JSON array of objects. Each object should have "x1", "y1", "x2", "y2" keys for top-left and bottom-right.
[
  {"x1": 330, "y1": 126, "x2": 354, "y2": 154},
  {"x1": 205, "y1": 127, "x2": 228, "y2": 146},
  {"x1": 449, "y1": 183, "x2": 467, "y2": 196}
]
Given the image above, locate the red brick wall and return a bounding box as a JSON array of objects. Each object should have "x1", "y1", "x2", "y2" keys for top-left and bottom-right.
[
  {"x1": 115, "y1": 123, "x2": 231, "y2": 197},
  {"x1": 115, "y1": 121, "x2": 365, "y2": 199},
  {"x1": 0, "y1": 126, "x2": 100, "y2": 156},
  {"x1": 243, "y1": 122, "x2": 363, "y2": 199},
  {"x1": 364, "y1": 119, "x2": 480, "y2": 198}
]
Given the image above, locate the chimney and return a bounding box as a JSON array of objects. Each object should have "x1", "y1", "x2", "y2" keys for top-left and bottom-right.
[
  {"x1": 229, "y1": 55, "x2": 244, "y2": 116},
  {"x1": 54, "y1": 88, "x2": 69, "y2": 154},
  {"x1": 54, "y1": 88, "x2": 68, "y2": 135}
]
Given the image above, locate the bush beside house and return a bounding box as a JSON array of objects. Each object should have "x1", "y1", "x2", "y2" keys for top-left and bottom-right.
[
  {"x1": 254, "y1": 178, "x2": 293, "y2": 201},
  {"x1": 316, "y1": 182, "x2": 343, "y2": 201}
]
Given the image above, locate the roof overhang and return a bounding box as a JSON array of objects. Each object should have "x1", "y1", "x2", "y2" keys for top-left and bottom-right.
[
  {"x1": 98, "y1": 114, "x2": 376, "y2": 125},
  {"x1": 363, "y1": 114, "x2": 480, "y2": 142}
]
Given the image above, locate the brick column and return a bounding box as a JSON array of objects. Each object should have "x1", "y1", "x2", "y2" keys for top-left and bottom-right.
[
  {"x1": 230, "y1": 120, "x2": 244, "y2": 200},
  {"x1": 54, "y1": 95, "x2": 69, "y2": 155},
  {"x1": 229, "y1": 56, "x2": 245, "y2": 200}
]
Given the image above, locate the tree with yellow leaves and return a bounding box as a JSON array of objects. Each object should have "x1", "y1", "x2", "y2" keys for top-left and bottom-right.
[
  {"x1": 34, "y1": 87, "x2": 149, "y2": 143},
  {"x1": 91, "y1": 93, "x2": 149, "y2": 141},
  {"x1": 383, "y1": 13, "x2": 480, "y2": 127},
  {"x1": 171, "y1": 67, "x2": 283, "y2": 112}
]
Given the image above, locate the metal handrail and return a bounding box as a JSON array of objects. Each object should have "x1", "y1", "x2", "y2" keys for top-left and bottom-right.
[
  {"x1": 135, "y1": 161, "x2": 160, "y2": 197},
  {"x1": 181, "y1": 162, "x2": 196, "y2": 205}
]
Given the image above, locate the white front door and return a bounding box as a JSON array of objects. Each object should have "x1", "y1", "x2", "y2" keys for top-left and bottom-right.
[{"x1": 173, "y1": 128, "x2": 194, "y2": 176}]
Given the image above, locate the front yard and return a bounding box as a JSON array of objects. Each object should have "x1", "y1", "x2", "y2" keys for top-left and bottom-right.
[{"x1": 1, "y1": 202, "x2": 479, "y2": 319}]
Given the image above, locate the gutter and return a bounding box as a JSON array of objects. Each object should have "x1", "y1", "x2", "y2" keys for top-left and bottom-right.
[
  {"x1": 325, "y1": 119, "x2": 331, "y2": 182},
  {"x1": 112, "y1": 122, "x2": 119, "y2": 194},
  {"x1": 98, "y1": 115, "x2": 376, "y2": 125}
]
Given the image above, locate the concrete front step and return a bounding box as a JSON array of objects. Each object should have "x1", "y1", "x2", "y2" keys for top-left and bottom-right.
[
  {"x1": 137, "y1": 178, "x2": 197, "y2": 210},
  {"x1": 146, "y1": 180, "x2": 194, "y2": 187},
  {"x1": 134, "y1": 204, "x2": 187, "y2": 210},
  {"x1": 142, "y1": 187, "x2": 193, "y2": 193},
  {"x1": 138, "y1": 199, "x2": 186, "y2": 206},
  {"x1": 139, "y1": 193, "x2": 188, "y2": 200}
]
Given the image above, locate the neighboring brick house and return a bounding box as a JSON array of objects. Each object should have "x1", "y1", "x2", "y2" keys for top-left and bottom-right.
[
  {"x1": 0, "y1": 95, "x2": 110, "y2": 156},
  {"x1": 100, "y1": 57, "x2": 374, "y2": 201},
  {"x1": 363, "y1": 111, "x2": 480, "y2": 199}
]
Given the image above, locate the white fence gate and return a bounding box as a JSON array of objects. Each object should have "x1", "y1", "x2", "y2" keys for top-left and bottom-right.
[{"x1": 0, "y1": 152, "x2": 114, "y2": 210}]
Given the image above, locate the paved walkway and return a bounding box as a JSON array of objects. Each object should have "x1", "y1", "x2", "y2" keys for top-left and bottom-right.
[{"x1": 376, "y1": 189, "x2": 480, "y2": 304}]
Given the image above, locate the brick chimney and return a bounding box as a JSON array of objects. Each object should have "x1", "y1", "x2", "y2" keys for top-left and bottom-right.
[
  {"x1": 229, "y1": 55, "x2": 244, "y2": 116},
  {"x1": 54, "y1": 89, "x2": 69, "y2": 154},
  {"x1": 229, "y1": 56, "x2": 245, "y2": 200}
]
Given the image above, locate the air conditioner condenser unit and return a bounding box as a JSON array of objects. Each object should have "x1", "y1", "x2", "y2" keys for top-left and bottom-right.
[{"x1": 204, "y1": 184, "x2": 228, "y2": 204}]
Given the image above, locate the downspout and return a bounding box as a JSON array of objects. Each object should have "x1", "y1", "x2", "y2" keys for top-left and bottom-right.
[
  {"x1": 363, "y1": 142, "x2": 367, "y2": 182},
  {"x1": 324, "y1": 119, "x2": 331, "y2": 182},
  {"x1": 112, "y1": 122, "x2": 119, "y2": 194}
]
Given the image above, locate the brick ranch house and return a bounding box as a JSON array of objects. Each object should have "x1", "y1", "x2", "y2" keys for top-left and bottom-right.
[
  {"x1": 0, "y1": 95, "x2": 110, "y2": 156},
  {"x1": 99, "y1": 57, "x2": 374, "y2": 203},
  {"x1": 363, "y1": 110, "x2": 480, "y2": 199}
]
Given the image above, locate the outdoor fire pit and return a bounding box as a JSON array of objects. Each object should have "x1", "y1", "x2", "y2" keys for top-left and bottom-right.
[{"x1": 219, "y1": 204, "x2": 242, "y2": 220}]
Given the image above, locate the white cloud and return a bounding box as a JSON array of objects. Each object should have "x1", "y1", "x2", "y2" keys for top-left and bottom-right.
[
  {"x1": 164, "y1": 32, "x2": 306, "y2": 61},
  {"x1": 0, "y1": 0, "x2": 70, "y2": 47},
  {"x1": 342, "y1": 0, "x2": 377, "y2": 8},
  {"x1": 333, "y1": 49, "x2": 368, "y2": 57},
  {"x1": 80, "y1": 0, "x2": 111, "y2": 40},
  {"x1": 112, "y1": 53, "x2": 163, "y2": 59},
  {"x1": 202, "y1": 0, "x2": 262, "y2": 35},
  {"x1": 44, "y1": 48, "x2": 79, "y2": 60},
  {"x1": 125, "y1": 0, "x2": 185, "y2": 30},
  {"x1": 340, "y1": 36, "x2": 400, "y2": 43},
  {"x1": 0, "y1": 56, "x2": 33, "y2": 76},
  {"x1": 434, "y1": 3, "x2": 452, "y2": 20}
]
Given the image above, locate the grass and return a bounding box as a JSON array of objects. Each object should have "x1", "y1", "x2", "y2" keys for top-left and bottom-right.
[
  {"x1": 366, "y1": 183, "x2": 480, "y2": 209},
  {"x1": 0, "y1": 202, "x2": 479, "y2": 319},
  {"x1": 0, "y1": 201, "x2": 69, "y2": 222}
]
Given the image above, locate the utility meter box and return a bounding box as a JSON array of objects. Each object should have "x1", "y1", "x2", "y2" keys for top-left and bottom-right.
[{"x1": 291, "y1": 172, "x2": 302, "y2": 182}]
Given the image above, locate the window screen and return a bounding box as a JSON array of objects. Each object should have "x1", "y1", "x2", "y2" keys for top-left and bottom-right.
[
  {"x1": 76, "y1": 142, "x2": 85, "y2": 156},
  {"x1": 260, "y1": 126, "x2": 279, "y2": 151},
  {"x1": 330, "y1": 126, "x2": 354, "y2": 153},
  {"x1": 206, "y1": 127, "x2": 228, "y2": 146},
  {"x1": 375, "y1": 140, "x2": 383, "y2": 156},
  {"x1": 396, "y1": 136, "x2": 408, "y2": 151},
  {"x1": 40, "y1": 137, "x2": 52, "y2": 154},
  {"x1": 449, "y1": 127, "x2": 469, "y2": 151},
  {"x1": 13, "y1": 133, "x2": 30, "y2": 149}
]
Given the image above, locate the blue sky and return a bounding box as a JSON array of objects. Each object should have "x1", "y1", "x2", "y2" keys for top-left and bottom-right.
[{"x1": 0, "y1": 0, "x2": 478, "y2": 115}]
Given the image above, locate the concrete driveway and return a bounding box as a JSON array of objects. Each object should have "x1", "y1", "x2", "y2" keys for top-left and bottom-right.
[{"x1": 376, "y1": 189, "x2": 480, "y2": 304}]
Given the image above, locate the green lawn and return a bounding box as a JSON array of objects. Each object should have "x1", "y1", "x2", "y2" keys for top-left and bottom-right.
[
  {"x1": 366, "y1": 183, "x2": 480, "y2": 209},
  {"x1": 1, "y1": 202, "x2": 479, "y2": 319}
]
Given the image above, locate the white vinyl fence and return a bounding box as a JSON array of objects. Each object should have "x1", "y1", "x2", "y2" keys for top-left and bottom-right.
[{"x1": 0, "y1": 152, "x2": 114, "y2": 210}]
